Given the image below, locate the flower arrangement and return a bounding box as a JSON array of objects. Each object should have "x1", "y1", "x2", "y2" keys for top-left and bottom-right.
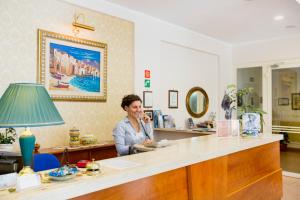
[
  {"x1": 221, "y1": 84, "x2": 237, "y2": 119},
  {"x1": 221, "y1": 84, "x2": 266, "y2": 120},
  {"x1": 0, "y1": 128, "x2": 17, "y2": 144}
]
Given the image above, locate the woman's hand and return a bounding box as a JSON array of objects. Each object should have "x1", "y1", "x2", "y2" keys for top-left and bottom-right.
[
  {"x1": 143, "y1": 139, "x2": 152, "y2": 145},
  {"x1": 141, "y1": 113, "x2": 151, "y2": 123}
]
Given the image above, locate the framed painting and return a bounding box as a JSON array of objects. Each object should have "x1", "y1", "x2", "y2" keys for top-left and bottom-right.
[
  {"x1": 37, "y1": 29, "x2": 107, "y2": 101},
  {"x1": 292, "y1": 93, "x2": 300, "y2": 110},
  {"x1": 143, "y1": 91, "x2": 153, "y2": 108},
  {"x1": 144, "y1": 110, "x2": 153, "y2": 121},
  {"x1": 168, "y1": 90, "x2": 178, "y2": 108},
  {"x1": 278, "y1": 98, "x2": 289, "y2": 106}
]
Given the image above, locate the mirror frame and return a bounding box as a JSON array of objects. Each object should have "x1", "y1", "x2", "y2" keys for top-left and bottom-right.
[{"x1": 185, "y1": 87, "x2": 209, "y2": 118}]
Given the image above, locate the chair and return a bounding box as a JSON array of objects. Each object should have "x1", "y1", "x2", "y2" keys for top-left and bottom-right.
[{"x1": 33, "y1": 153, "x2": 61, "y2": 172}]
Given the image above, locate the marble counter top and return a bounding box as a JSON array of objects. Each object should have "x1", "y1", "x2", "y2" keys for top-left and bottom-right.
[
  {"x1": 1, "y1": 134, "x2": 282, "y2": 200},
  {"x1": 154, "y1": 128, "x2": 214, "y2": 133}
]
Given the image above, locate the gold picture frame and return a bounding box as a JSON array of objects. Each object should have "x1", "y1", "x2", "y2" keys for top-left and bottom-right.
[
  {"x1": 292, "y1": 93, "x2": 300, "y2": 110},
  {"x1": 37, "y1": 29, "x2": 107, "y2": 102}
]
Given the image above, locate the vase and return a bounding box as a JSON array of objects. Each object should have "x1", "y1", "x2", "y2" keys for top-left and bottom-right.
[
  {"x1": 69, "y1": 127, "x2": 80, "y2": 147},
  {"x1": 225, "y1": 109, "x2": 232, "y2": 119},
  {"x1": 0, "y1": 144, "x2": 14, "y2": 152}
]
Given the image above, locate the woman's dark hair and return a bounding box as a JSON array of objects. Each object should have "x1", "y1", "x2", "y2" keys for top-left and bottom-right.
[{"x1": 121, "y1": 94, "x2": 142, "y2": 110}]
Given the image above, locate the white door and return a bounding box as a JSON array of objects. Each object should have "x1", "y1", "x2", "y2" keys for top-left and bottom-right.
[{"x1": 269, "y1": 61, "x2": 300, "y2": 145}]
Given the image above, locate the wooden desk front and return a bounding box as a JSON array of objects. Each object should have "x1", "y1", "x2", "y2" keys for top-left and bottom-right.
[{"x1": 72, "y1": 142, "x2": 282, "y2": 200}]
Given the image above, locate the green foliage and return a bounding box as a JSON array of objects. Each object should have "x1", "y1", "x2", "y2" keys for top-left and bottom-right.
[
  {"x1": 0, "y1": 128, "x2": 16, "y2": 144},
  {"x1": 226, "y1": 84, "x2": 267, "y2": 119}
]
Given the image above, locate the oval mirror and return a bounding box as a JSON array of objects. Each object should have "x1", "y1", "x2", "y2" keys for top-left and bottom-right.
[{"x1": 186, "y1": 87, "x2": 209, "y2": 118}]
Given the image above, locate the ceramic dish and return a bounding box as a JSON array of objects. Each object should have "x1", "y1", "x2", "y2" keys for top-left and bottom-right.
[
  {"x1": 48, "y1": 165, "x2": 78, "y2": 181},
  {"x1": 49, "y1": 173, "x2": 76, "y2": 181}
]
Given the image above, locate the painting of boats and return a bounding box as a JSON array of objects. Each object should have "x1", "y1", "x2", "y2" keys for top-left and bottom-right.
[
  {"x1": 38, "y1": 29, "x2": 107, "y2": 101},
  {"x1": 49, "y1": 42, "x2": 101, "y2": 93}
]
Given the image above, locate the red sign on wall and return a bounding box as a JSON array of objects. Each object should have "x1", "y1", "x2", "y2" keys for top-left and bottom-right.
[{"x1": 144, "y1": 70, "x2": 151, "y2": 78}]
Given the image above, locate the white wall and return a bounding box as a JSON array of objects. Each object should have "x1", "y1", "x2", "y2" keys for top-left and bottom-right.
[
  {"x1": 233, "y1": 35, "x2": 300, "y2": 67},
  {"x1": 64, "y1": 0, "x2": 233, "y2": 126},
  {"x1": 158, "y1": 41, "x2": 219, "y2": 128}
]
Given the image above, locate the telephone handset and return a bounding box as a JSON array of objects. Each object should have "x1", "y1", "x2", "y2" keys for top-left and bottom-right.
[
  {"x1": 139, "y1": 118, "x2": 151, "y2": 140},
  {"x1": 187, "y1": 118, "x2": 195, "y2": 129}
]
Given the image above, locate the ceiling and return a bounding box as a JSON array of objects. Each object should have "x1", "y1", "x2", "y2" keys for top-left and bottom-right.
[{"x1": 107, "y1": 0, "x2": 300, "y2": 44}]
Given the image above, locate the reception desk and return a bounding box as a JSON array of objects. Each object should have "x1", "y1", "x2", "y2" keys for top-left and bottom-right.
[
  {"x1": 1, "y1": 134, "x2": 282, "y2": 200},
  {"x1": 153, "y1": 128, "x2": 213, "y2": 141}
]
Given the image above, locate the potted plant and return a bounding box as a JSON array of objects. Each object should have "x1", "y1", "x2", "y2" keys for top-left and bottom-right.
[
  {"x1": 222, "y1": 85, "x2": 267, "y2": 135},
  {"x1": 0, "y1": 128, "x2": 17, "y2": 151},
  {"x1": 279, "y1": 131, "x2": 289, "y2": 151},
  {"x1": 236, "y1": 87, "x2": 266, "y2": 126}
]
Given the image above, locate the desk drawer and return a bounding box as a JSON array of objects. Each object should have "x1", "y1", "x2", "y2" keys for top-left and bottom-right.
[{"x1": 227, "y1": 169, "x2": 282, "y2": 200}]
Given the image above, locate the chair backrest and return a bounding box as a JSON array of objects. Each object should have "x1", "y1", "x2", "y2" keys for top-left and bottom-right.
[{"x1": 33, "y1": 153, "x2": 61, "y2": 172}]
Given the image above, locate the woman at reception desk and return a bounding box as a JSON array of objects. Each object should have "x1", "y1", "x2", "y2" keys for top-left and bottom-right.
[
  {"x1": 113, "y1": 94, "x2": 153, "y2": 156},
  {"x1": 1, "y1": 133, "x2": 283, "y2": 200}
]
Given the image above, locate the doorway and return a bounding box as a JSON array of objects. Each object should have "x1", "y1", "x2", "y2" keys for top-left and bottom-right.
[
  {"x1": 237, "y1": 61, "x2": 300, "y2": 175},
  {"x1": 272, "y1": 64, "x2": 300, "y2": 174}
]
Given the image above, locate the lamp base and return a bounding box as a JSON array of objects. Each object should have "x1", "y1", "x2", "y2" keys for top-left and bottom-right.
[
  {"x1": 19, "y1": 128, "x2": 36, "y2": 174},
  {"x1": 19, "y1": 166, "x2": 34, "y2": 176}
]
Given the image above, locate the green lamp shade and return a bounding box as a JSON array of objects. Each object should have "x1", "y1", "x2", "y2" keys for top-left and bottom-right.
[
  {"x1": 0, "y1": 83, "x2": 64, "y2": 127},
  {"x1": 0, "y1": 83, "x2": 64, "y2": 173}
]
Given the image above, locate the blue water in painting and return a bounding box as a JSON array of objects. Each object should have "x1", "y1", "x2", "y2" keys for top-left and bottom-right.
[{"x1": 70, "y1": 76, "x2": 100, "y2": 92}]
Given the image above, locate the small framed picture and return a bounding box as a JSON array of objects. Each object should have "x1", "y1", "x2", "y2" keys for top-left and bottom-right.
[
  {"x1": 242, "y1": 113, "x2": 261, "y2": 137},
  {"x1": 144, "y1": 110, "x2": 153, "y2": 121},
  {"x1": 143, "y1": 91, "x2": 153, "y2": 108},
  {"x1": 168, "y1": 90, "x2": 178, "y2": 108},
  {"x1": 292, "y1": 93, "x2": 300, "y2": 110},
  {"x1": 278, "y1": 98, "x2": 289, "y2": 106}
]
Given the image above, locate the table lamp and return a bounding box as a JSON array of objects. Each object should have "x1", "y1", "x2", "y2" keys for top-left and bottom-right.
[{"x1": 0, "y1": 83, "x2": 64, "y2": 175}]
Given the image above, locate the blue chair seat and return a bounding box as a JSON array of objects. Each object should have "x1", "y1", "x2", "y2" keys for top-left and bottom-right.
[{"x1": 33, "y1": 153, "x2": 61, "y2": 172}]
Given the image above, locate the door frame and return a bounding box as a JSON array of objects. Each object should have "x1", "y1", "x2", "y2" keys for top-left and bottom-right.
[{"x1": 235, "y1": 59, "x2": 300, "y2": 136}]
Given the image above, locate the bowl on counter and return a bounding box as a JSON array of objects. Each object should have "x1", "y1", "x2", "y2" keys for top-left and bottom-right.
[{"x1": 48, "y1": 165, "x2": 78, "y2": 181}]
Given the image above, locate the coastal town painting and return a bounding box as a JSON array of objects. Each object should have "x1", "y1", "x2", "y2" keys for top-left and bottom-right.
[{"x1": 38, "y1": 29, "x2": 107, "y2": 101}]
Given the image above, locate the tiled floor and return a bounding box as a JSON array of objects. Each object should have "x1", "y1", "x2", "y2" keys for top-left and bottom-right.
[{"x1": 283, "y1": 176, "x2": 300, "y2": 200}]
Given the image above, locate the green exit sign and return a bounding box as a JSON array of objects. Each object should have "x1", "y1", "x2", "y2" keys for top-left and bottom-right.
[{"x1": 144, "y1": 79, "x2": 150, "y2": 88}]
